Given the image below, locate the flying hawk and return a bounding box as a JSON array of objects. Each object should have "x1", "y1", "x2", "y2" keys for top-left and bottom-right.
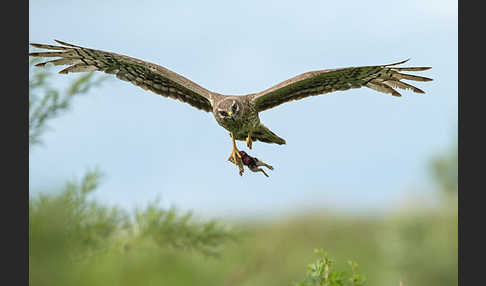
[{"x1": 29, "y1": 40, "x2": 432, "y2": 169}]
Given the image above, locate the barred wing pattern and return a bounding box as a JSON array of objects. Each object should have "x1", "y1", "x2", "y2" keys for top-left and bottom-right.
[
  {"x1": 29, "y1": 40, "x2": 215, "y2": 112},
  {"x1": 249, "y1": 59, "x2": 432, "y2": 112}
]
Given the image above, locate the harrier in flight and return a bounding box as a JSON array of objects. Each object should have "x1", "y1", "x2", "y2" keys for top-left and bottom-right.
[{"x1": 29, "y1": 40, "x2": 432, "y2": 170}]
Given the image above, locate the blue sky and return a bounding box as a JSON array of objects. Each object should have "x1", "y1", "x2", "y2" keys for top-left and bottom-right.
[{"x1": 29, "y1": 0, "x2": 457, "y2": 219}]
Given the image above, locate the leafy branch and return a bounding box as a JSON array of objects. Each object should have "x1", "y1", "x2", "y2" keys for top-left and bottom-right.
[
  {"x1": 133, "y1": 202, "x2": 237, "y2": 257},
  {"x1": 29, "y1": 56, "x2": 236, "y2": 265},
  {"x1": 30, "y1": 168, "x2": 237, "y2": 265},
  {"x1": 28, "y1": 58, "x2": 108, "y2": 147},
  {"x1": 294, "y1": 249, "x2": 366, "y2": 286}
]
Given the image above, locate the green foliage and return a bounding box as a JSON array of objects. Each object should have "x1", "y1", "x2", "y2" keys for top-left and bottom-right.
[
  {"x1": 29, "y1": 59, "x2": 236, "y2": 286},
  {"x1": 29, "y1": 169, "x2": 127, "y2": 261},
  {"x1": 346, "y1": 260, "x2": 366, "y2": 286},
  {"x1": 294, "y1": 249, "x2": 366, "y2": 286},
  {"x1": 134, "y1": 202, "x2": 236, "y2": 257},
  {"x1": 29, "y1": 169, "x2": 237, "y2": 286},
  {"x1": 28, "y1": 52, "x2": 457, "y2": 286},
  {"x1": 28, "y1": 58, "x2": 107, "y2": 147},
  {"x1": 378, "y1": 196, "x2": 458, "y2": 286}
]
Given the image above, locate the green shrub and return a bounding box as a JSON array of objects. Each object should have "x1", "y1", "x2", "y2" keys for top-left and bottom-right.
[{"x1": 294, "y1": 249, "x2": 366, "y2": 286}]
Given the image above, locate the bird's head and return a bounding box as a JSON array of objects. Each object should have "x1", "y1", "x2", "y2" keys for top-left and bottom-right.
[{"x1": 216, "y1": 99, "x2": 241, "y2": 121}]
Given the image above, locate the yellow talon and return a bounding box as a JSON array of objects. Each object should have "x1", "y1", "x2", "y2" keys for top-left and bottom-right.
[
  {"x1": 246, "y1": 133, "x2": 253, "y2": 149},
  {"x1": 228, "y1": 132, "x2": 242, "y2": 165},
  {"x1": 228, "y1": 148, "x2": 242, "y2": 164}
]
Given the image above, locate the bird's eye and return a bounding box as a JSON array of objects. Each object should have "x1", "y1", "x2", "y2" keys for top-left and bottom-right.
[
  {"x1": 231, "y1": 104, "x2": 238, "y2": 112},
  {"x1": 219, "y1": 110, "x2": 228, "y2": 117}
]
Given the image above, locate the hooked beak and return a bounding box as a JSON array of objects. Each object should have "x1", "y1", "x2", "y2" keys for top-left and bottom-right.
[{"x1": 228, "y1": 111, "x2": 234, "y2": 120}]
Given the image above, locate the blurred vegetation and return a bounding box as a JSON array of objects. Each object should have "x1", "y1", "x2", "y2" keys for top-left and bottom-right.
[
  {"x1": 430, "y1": 144, "x2": 458, "y2": 195},
  {"x1": 29, "y1": 58, "x2": 107, "y2": 147},
  {"x1": 29, "y1": 60, "x2": 457, "y2": 286},
  {"x1": 29, "y1": 60, "x2": 236, "y2": 286},
  {"x1": 29, "y1": 168, "x2": 236, "y2": 286},
  {"x1": 294, "y1": 249, "x2": 366, "y2": 286}
]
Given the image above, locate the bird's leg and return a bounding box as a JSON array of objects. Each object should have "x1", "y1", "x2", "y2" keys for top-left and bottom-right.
[
  {"x1": 246, "y1": 132, "x2": 253, "y2": 149},
  {"x1": 227, "y1": 132, "x2": 243, "y2": 166}
]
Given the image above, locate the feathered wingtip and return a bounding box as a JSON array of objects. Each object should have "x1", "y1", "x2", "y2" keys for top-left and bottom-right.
[
  {"x1": 53, "y1": 39, "x2": 81, "y2": 48},
  {"x1": 29, "y1": 43, "x2": 68, "y2": 50},
  {"x1": 384, "y1": 58, "x2": 411, "y2": 66},
  {"x1": 384, "y1": 58, "x2": 433, "y2": 73},
  {"x1": 365, "y1": 59, "x2": 433, "y2": 97},
  {"x1": 29, "y1": 40, "x2": 74, "y2": 59},
  {"x1": 29, "y1": 40, "x2": 95, "y2": 74},
  {"x1": 385, "y1": 58, "x2": 433, "y2": 83},
  {"x1": 29, "y1": 39, "x2": 77, "y2": 51}
]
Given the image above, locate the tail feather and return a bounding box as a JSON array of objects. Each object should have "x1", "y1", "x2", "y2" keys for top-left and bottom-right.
[{"x1": 251, "y1": 124, "x2": 286, "y2": 145}]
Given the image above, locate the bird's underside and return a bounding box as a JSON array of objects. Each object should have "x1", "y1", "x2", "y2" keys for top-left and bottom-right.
[{"x1": 29, "y1": 40, "x2": 433, "y2": 176}]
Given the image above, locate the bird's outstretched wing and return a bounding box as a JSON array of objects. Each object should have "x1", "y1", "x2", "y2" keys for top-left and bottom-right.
[
  {"x1": 29, "y1": 40, "x2": 215, "y2": 112},
  {"x1": 249, "y1": 59, "x2": 432, "y2": 112}
]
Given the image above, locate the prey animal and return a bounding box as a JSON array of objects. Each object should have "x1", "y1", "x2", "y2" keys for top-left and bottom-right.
[
  {"x1": 228, "y1": 151, "x2": 274, "y2": 177},
  {"x1": 29, "y1": 40, "x2": 432, "y2": 171}
]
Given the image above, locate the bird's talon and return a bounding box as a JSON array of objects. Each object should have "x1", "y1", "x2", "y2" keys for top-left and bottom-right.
[
  {"x1": 246, "y1": 134, "x2": 253, "y2": 149},
  {"x1": 228, "y1": 149, "x2": 242, "y2": 166}
]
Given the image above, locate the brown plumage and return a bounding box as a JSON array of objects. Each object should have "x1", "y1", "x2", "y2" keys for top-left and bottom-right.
[
  {"x1": 30, "y1": 40, "x2": 215, "y2": 112},
  {"x1": 29, "y1": 40, "x2": 432, "y2": 172}
]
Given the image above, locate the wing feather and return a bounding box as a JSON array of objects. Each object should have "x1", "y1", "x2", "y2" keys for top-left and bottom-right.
[
  {"x1": 29, "y1": 40, "x2": 216, "y2": 112},
  {"x1": 383, "y1": 80, "x2": 425, "y2": 94},
  {"x1": 249, "y1": 60, "x2": 432, "y2": 112},
  {"x1": 35, "y1": 58, "x2": 83, "y2": 67}
]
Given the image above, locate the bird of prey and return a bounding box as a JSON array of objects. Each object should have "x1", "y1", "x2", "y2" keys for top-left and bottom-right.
[{"x1": 29, "y1": 40, "x2": 432, "y2": 168}]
